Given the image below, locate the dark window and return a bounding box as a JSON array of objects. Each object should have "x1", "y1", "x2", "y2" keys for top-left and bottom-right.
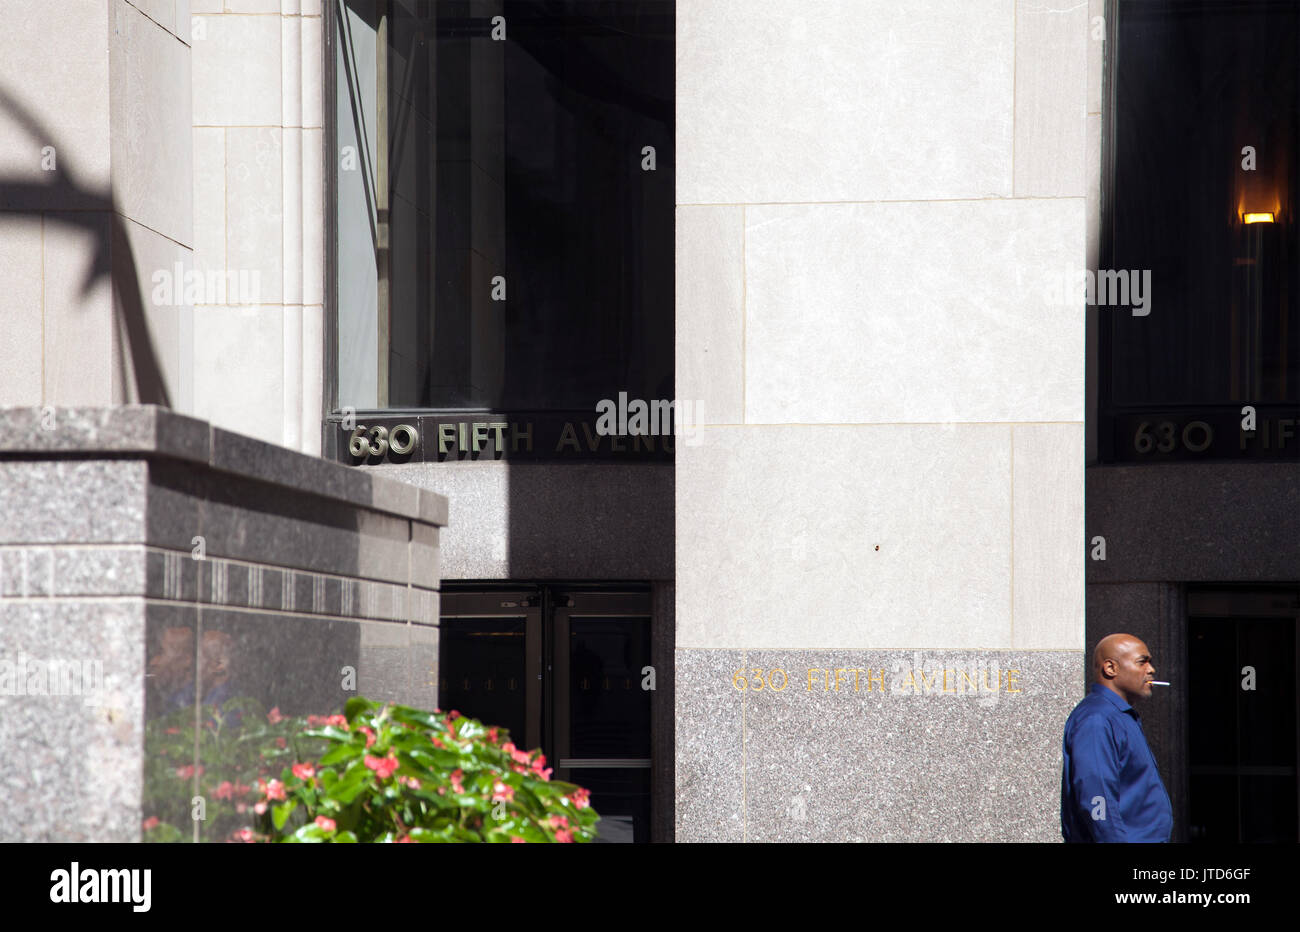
[
  {"x1": 1101, "y1": 0, "x2": 1300, "y2": 461},
  {"x1": 333, "y1": 0, "x2": 674, "y2": 412}
]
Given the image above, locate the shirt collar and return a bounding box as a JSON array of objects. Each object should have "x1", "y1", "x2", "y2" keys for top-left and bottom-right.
[{"x1": 1090, "y1": 681, "x2": 1138, "y2": 718}]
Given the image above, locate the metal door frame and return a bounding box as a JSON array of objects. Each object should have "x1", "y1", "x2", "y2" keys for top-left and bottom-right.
[
  {"x1": 439, "y1": 589, "x2": 543, "y2": 751},
  {"x1": 1186, "y1": 585, "x2": 1300, "y2": 842}
]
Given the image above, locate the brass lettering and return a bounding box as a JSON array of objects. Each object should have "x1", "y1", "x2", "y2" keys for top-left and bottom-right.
[
  {"x1": 512, "y1": 422, "x2": 533, "y2": 453},
  {"x1": 633, "y1": 432, "x2": 656, "y2": 452},
  {"x1": 834, "y1": 668, "x2": 849, "y2": 691},
  {"x1": 807, "y1": 668, "x2": 821, "y2": 691},
  {"x1": 488, "y1": 422, "x2": 508, "y2": 452},
  {"x1": 458, "y1": 422, "x2": 468, "y2": 451},
  {"x1": 556, "y1": 422, "x2": 581, "y2": 452},
  {"x1": 866, "y1": 669, "x2": 884, "y2": 692},
  {"x1": 899, "y1": 669, "x2": 917, "y2": 693},
  {"x1": 919, "y1": 670, "x2": 935, "y2": 693},
  {"x1": 983, "y1": 668, "x2": 1000, "y2": 691},
  {"x1": 1006, "y1": 669, "x2": 1022, "y2": 693},
  {"x1": 943, "y1": 669, "x2": 956, "y2": 693},
  {"x1": 471, "y1": 423, "x2": 489, "y2": 452},
  {"x1": 580, "y1": 422, "x2": 602, "y2": 452},
  {"x1": 959, "y1": 669, "x2": 978, "y2": 693}
]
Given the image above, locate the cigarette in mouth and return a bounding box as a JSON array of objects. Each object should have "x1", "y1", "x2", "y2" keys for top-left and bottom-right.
[{"x1": 1149, "y1": 681, "x2": 1170, "y2": 686}]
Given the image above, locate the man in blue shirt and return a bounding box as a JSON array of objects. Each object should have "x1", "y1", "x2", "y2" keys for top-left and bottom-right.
[{"x1": 1061, "y1": 633, "x2": 1173, "y2": 842}]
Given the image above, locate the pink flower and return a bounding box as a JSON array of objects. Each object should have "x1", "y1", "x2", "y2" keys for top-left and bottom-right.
[
  {"x1": 164, "y1": 727, "x2": 181, "y2": 735},
  {"x1": 142, "y1": 816, "x2": 160, "y2": 831},
  {"x1": 364, "y1": 754, "x2": 399, "y2": 779},
  {"x1": 396, "y1": 834, "x2": 413, "y2": 843},
  {"x1": 402, "y1": 776, "x2": 420, "y2": 790},
  {"x1": 306, "y1": 715, "x2": 322, "y2": 726},
  {"x1": 431, "y1": 736, "x2": 445, "y2": 749},
  {"x1": 487, "y1": 727, "x2": 499, "y2": 743},
  {"x1": 314, "y1": 816, "x2": 336, "y2": 832},
  {"x1": 263, "y1": 779, "x2": 286, "y2": 801},
  {"x1": 324, "y1": 714, "x2": 348, "y2": 729},
  {"x1": 235, "y1": 802, "x2": 247, "y2": 814},
  {"x1": 511, "y1": 748, "x2": 530, "y2": 765},
  {"x1": 510, "y1": 836, "x2": 525, "y2": 843},
  {"x1": 267, "y1": 707, "x2": 284, "y2": 724},
  {"x1": 234, "y1": 828, "x2": 254, "y2": 843},
  {"x1": 254, "y1": 801, "x2": 267, "y2": 815},
  {"x1": 291, "y1": 763, "x2": 315, "y2": 780},
  {"x1": 359, "y1": 726, "x2": 376, "y2": 748},
  {"x1": 555, "y1": 829, "x2": 573, "y2": 843},
  {"x1": 448, "y1": 710, "x2": 461, "y2": 720},
  {"x1": 502, "y1": 741, "x2": 516, "y2": 754},
  {"x1": 550, "y1": 814, "x2": 568, "y2": 829},
  {"x1": 214, "y1": 781, "x2": 234, "y2": 800},
  {"x1": 437, "y1": 787, "x2": 446, "y2": 796},
  {"x1": 175, "y1": 764, "x2": 196, "y2": 779},
  {"x1": 571, "y1": 787, "x2": 591, "y2": 809},
  {"x1": 236, "y1": 782, "x2": 253, "y2": 796},
  {"x1": 275, "y1": 737, "x2": 287, "y2": 749},
  {"x1": 491, "y1": 780, "x2": 514, "y2": 803}
]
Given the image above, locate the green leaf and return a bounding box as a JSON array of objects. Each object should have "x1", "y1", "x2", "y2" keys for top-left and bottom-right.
[
  {"x1": 319, "y1": 743, "x2": 362, "y2": 766},
  {"x1": 272, "y1": 799, "x2": 297, "y2": 831},
  {"x1": 327, "y1": 770, "x2": 371, "y2": 805},
  {"x1": 344, "y1": 697, "x2": 375, "y2": 721}
]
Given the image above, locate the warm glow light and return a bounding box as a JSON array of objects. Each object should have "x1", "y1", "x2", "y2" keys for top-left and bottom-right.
[{"x1": 1243, "y1": 212, "x2": 1275, "y2": 224}]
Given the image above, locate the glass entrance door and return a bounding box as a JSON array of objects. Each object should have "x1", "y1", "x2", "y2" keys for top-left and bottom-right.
[
  {"x1": 438, "y1": 586, "x2": 653, "y2": 842},
  {"x1": 1187, "y1": 588, "x2": 1300, "y2": 842}
]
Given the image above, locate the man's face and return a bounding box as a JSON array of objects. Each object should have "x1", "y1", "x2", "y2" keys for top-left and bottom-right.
[
  {"x1": 149, "y1": 627, "x2": 194, "y2": 694},
  {"x1": 1107, "y1": 638, "x2": 1155, "y2": 702},
  {"x1": 199, "y1": 631, "x2": 233, "y2": 693}
]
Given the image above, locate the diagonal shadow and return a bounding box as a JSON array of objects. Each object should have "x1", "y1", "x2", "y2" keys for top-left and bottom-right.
[{"x1": 0, "y1": 84, "x2": 172, "y2": 407}]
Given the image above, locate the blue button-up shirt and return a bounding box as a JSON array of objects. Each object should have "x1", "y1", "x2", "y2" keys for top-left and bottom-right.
[{"x1": 1060, "y1": 682, "x2": 1172, "y2": 842}]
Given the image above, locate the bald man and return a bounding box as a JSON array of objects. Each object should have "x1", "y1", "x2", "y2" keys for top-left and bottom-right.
[{"x1": 1060, "y1": 634, "x2": 1173, "y2": 842}]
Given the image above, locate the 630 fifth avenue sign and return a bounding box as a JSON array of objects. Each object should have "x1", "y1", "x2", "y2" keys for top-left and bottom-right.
[{"x1": 329, "y1": 412, "x2": 676, "y2": 464}]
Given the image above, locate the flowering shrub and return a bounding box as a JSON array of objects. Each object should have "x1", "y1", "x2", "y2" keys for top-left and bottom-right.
[{"x1": 143, "y1": 697, "x2": 599, "y2": 843}]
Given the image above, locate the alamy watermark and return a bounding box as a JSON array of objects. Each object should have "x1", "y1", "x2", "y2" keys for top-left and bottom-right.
[
  {"x1": 1038, "y1": 267, "x2": 1152, "y2": 316},
  {"x1": 150, "y1": 262, "x2": 262, "y2": 307},
  {"x1": 0, "y1": 654, "x2": 104, "y2": 707},
  {"x1": 594, "y1": 392, "x2": 704, "y2": 444}
]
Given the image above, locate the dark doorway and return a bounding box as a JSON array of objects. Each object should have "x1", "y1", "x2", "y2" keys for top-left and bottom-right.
[
  {"x1": 1187, "y1": 587, "x2": 1300, "y2": 842},
  {"x1": 439, "y1": 585, "x2": 653, "y2": 842}
]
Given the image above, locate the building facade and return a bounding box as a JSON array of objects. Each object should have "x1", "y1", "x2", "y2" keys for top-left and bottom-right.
[{"x1": 0, "y1": 0, "x2": 1295, "y2": 842}]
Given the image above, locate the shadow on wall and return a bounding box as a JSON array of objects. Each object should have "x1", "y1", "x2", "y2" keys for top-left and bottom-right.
[{"x1": 0, "y1": 85, "x2": 171, "y2": 406}]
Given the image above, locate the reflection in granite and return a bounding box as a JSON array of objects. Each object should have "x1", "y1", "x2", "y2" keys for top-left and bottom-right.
[{"x1": 142, "y1": 605, "x2": 442, "y2": 842}]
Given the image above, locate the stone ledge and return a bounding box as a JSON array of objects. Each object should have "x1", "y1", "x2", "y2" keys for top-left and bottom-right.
[{"x1": 0, "y1": 406, "x2": 447, "y2": 528}]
